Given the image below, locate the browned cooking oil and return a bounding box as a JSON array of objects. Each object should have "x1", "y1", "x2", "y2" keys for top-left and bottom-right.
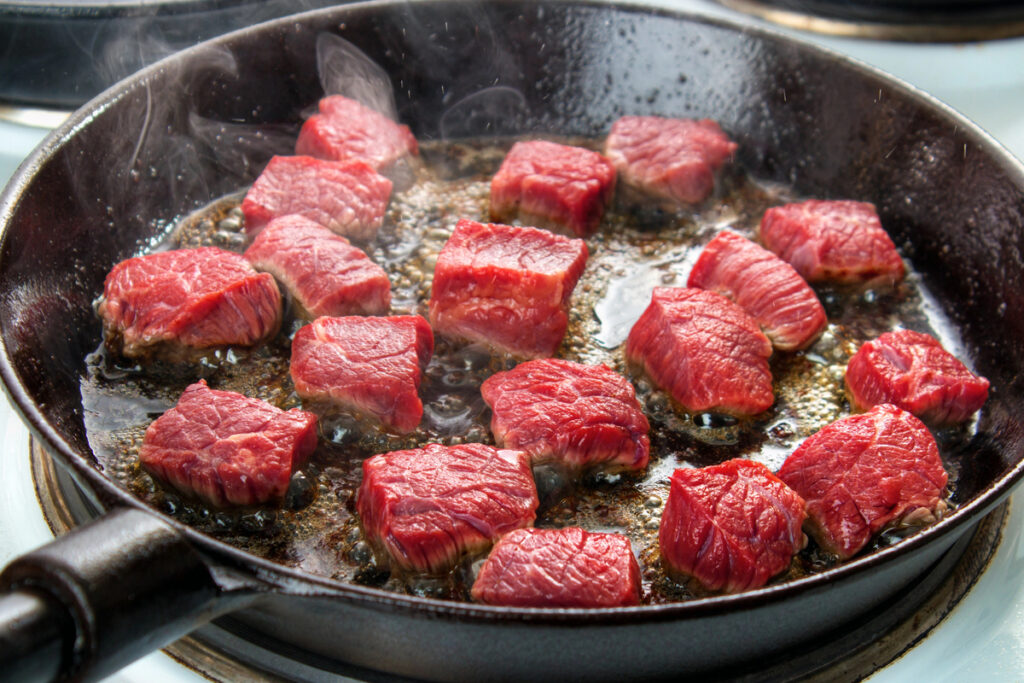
[{"x1": 79, "y1": 138, "x2": 980, "y2": 604}]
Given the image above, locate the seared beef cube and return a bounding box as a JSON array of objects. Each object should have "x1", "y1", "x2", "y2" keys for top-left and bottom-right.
[
  {"x1": 489, "y1": 140, "x2": 616, "y2": 237},
  {"x1": 295, "y1": 95, "x2": 418, "y2": 172},
  {"x1": 778, "y1": 404, "x2": 948, "y2": 560},
  {"x1": 98, "y1": 247, "x2": 281, "y2": 359},
  {"x1": 659, "y1": 459, "x2": 806, "y2": 593},
  {"x1": 240, "y1": 155, "x2": 392, "y2": 240},
  {"x1": 845, "y1": 329, "x2": 989, "y2": 425},
  {"x1": 481, "y1": 358, "x2": 649, "y2": 474},
  {"x1": 290, "y1": 315, "x2": 433, "y2": 434},
  {"x1": 471, "y1": 527, "x2": 642, "y2": 607},
  {"x1": 139, "y1": 380, "x2": 318, "y2": 507},
  {"x1": 759, "y1": 199, "x2": 905, "y2": 285},
  {"x1": 604, "y1": 116, "x2": 737, "y2": 205},
  {"x1": 687, "y1": 230, "x2": 827, "y2": 351},
  {"x1": 428, "y1": 219, "x2": 588, "y2": 359},
  {"x1": 244, "y1": 215, "x2": 391, "y2": 319},
  {"x1": 357, "y1": 442, "x2": 539, "y2": 574},
  {"x1": 625, "y1": 287, "x2": 773, "y2": 417}
]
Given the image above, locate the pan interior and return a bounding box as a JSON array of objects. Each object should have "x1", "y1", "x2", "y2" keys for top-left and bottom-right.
[{"x1": 74, "y1": 133, "x2": 987, "y2": 603}]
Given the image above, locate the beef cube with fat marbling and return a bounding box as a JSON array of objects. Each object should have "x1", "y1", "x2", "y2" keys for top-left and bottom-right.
[
  {"x1": 139, "y1": 380, "x2": 318, "y2": 507},
  {"x1": 489, "y1": 140, "x2": 616, "y2": 237},
  {"x1": 481, "y1": 358, "x2": 649, "y2": 474},
  {"x1": 244, "y1": 215, "x2": 390, "y2": 319},
  {"x1": 759, "y1": 199, "x2": 905, "y2": 285},
  {"x1": 687, "y1": 230, "x2": 827, "y2": 351},
  {"x1": 604, "y1": 116, "x2": 737, "y2": 205},
  {"x1": 625, "y1": 287, "x2": 774, "y2": 417},
  {"x1": 778, "y1": 403, "x2": 949, "y2": 560},
  {"x1": 290, "y1": 315, "x2": 433, "y2": 434},
  {"x1": 471, "y1": 527, "x2": 642, "y2": 607},
  {"x1": 295, "y1": 95, "x2": 418, "y2": 172},
  {"x1": 845, "y1": 329, "x2": 989, "y2": 426},
  {"x1": 658, "y1": 459, "x2": 807, "y2": 593},
  {"x1": 428, "y1": 219, "x2": 588, "y2": 359},
  {"x1": 98, "y1": 247, "x2": 281, "y2": 359},
  {"x1": 357, "y1": 442, "x2": 539, "y2": 574},
  {"x1": 240, "y1": 155, "x2": 392, "y2": 240}
]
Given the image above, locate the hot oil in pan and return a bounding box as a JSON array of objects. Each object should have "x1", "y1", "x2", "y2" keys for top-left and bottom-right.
[{"x1": 80, "y1": 138, "x2": 981, "y2": 603}]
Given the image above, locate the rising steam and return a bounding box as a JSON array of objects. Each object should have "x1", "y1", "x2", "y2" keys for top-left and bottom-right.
[
  {"x1": 439, "y1": 87, "x2": 530, "y2": 139},
  {"x1": 316, "y1": 33, "x2": 399, "y2": 121}
]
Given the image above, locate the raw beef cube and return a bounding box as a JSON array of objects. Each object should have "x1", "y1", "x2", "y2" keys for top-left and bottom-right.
[
  {"x1": 481, "y1": 358, "x2": 650, "y2": 473},
  {"x1": 489, "y1": 140, "x2": 616, "y2": 237},
  {"x1": 687, "y1": 230, "x2": 827, "y2": 351},
  {"x1": 139, "y1": 380, "x2": 318, "y2": 507},
  {"x1": 845, "y1": 329, "x2": 989, "y2": 425},
  {"x1": 759, "y1": 199, "x2": 905, "y2": 285},
  {"x1": 658, "y1": 459, "x2": 807, "y2": 593},
  {"x1": 625, "y1": 287, "x2": 774, "y2": 417},
  {"x1": 604, "y1": 116, "x2": 737, "y2": 204},
  {"x1": 289, "y1": 315, "x2": 433, "y2": 434},
  {"x1": 240, "y1": 155, "x2": 392, "y2": 240},
  {"x1": 98, "y1": 246, "x2": 281, "y2": 359},
  {"x1": 357, "y1": 442, "x2": 539, "y2": 574},
  {"x1": 471, "y1": 527, "x2": 642, "y2": 607},
  {"x1": 428, "y1": 219, "x2": 588, "y2": 359},
  {"x1": 243, "y1": 215, "x2": 391, "y2": 319},
  {"x1": 295, "y1": 95, "x2": 418, "y2": 171},
  {"x1": 778, "y1": 404, "x2": 948, "y2": 560}
]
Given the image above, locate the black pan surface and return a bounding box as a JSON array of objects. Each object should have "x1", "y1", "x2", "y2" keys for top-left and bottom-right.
[{"x1": 2, "y1": 1, "x2": 1024, "y2": 680}]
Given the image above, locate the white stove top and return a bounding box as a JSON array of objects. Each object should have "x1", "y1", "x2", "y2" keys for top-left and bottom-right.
[{"x1": 1, "y1": 2, "x2": 1024, "y2": 679}]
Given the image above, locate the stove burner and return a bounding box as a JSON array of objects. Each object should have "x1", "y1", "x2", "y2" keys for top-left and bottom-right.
[
  {"x1": 715, "y1": 0, "x2": 1024, "y2": 40},
  {"x1": 29, "y1": 439, "x2": 1009, "y2": 681}
]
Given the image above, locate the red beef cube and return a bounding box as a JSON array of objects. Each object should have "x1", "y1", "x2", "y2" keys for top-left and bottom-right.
[
  {"x1": 244, "y1": 215, "x2": 391, "y2": 320},
  {"x1": 471, "y1": 527, "x2": 642, "y2": 607},
  {"x1": 98, "y1": 247, "x2": 281, "y2": 359},
  {"x1": 845, "y1": 329, "x2": 989, "y2": 425},
  {"x1": 481, "y1": 358, "x2": 649, "y2": 474},
  {"x1": 289, "y1": 315, "x2": 433, "y2": 434},
  {"x1": 295, "y1": 95, "x2": 418, "y2": 172},
  {"x1": 625, "y1": 287, "x2": 774, "y2": 417},
  {"x1": 489, "y1": 140, "x2": 616, "y2": 237},
  {"x1": 139, "y1": 380, "x2": 318, "y2": 507},
  {"x1": 759, "y1": 199, "x2": 905, "y2": 285},
  {"x1": 357, "y1": 442, "x2": 539, "y2": 574},
  {"x1": 428, "y1": 219, "x2": 588, "y2": 359},
  {"x1": 778, "y1": 404, "x2": 949, "y2": 560},
  {"x1": 604, "y1": 116, "x2": 737, "y2": 205},
  {"x1": 659, "y1": 459, "x2": 807, "y2": 593},
  {"x1": 240, "y1": 155, "x2": 392, "y2": 240},
  {"x1": 687, "y1": 230, "x2": 827, "y2": 351}
]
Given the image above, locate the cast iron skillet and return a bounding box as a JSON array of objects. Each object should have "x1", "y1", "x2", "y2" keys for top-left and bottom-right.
[{"x1": 2, "y1": 1, "x2": 1024, "y2": 680}]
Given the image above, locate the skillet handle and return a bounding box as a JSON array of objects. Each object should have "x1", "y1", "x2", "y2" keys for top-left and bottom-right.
[{"x1": 0, "y1": 507, "x2": 234, "y2": 682}]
